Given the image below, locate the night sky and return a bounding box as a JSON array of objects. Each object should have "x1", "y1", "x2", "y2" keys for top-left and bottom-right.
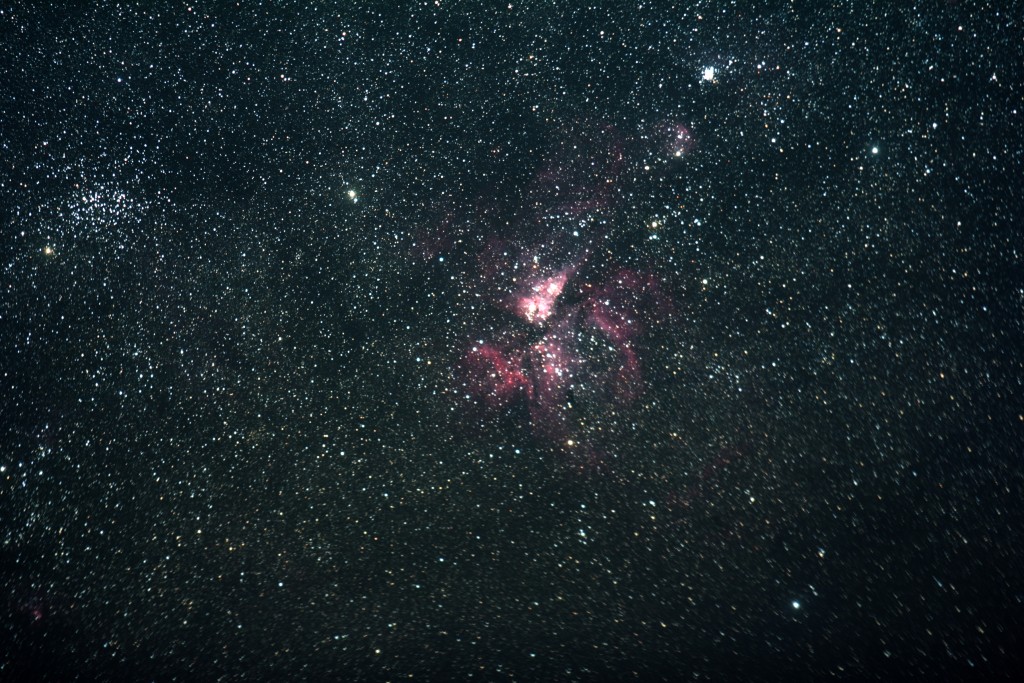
[{"x1": 2, "y1": 2, "x2": 1022, "y2": 681}]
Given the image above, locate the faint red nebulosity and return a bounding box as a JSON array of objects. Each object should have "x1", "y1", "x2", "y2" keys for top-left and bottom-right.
[
  {"x1": 526, "y1": 123, "x2": 625, "y2": 218},
  {"x1": 461, "y1": 338, "x2": 530, "y2": 410},
  {"x1": 585, "y1": 269, "x2": 674, "y2": 344},
  {"x1": 524, "y1": 311, "x2": 579, "y2": 442},
  {"x1": 463, "y1": 266, "x2": 670, "y2": 450},
  {"x1": 455, "y1": 121, "x2": 685, "y2": 461}
]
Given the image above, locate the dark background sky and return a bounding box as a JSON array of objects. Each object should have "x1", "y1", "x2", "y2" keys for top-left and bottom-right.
[{"x1": 2, "y1": 1, "x2": 1022, "y2": 680}]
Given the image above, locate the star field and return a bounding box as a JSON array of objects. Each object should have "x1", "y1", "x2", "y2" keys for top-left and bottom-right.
[{"x1": 2, "y1": 2, "x2": 1022, "y2": 681}]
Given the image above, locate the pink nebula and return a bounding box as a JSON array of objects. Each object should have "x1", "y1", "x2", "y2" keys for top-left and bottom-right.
[{"x1": 515, "y1": 268, "x2": 571, "y2": 324}]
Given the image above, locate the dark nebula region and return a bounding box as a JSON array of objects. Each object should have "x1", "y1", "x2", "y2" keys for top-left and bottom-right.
[{"x1": 456, "y1": 124, "x2": 677, "y2": 460}]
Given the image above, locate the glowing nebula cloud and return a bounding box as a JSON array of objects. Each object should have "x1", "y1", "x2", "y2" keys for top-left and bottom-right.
[{"x1": 457, "y1": 122, "x2": 681, "y2": 458}]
